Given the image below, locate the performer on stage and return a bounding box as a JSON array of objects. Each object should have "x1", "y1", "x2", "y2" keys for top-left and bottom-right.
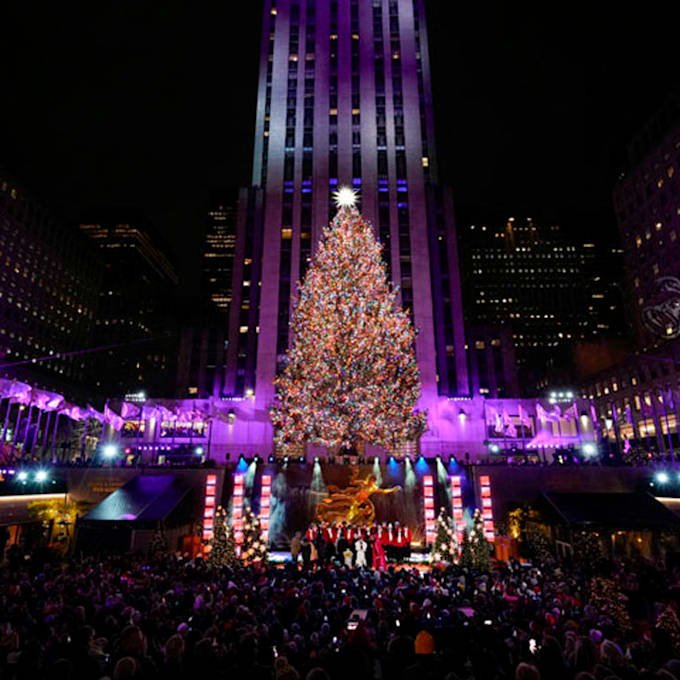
[
  {"x1": 372, "y1": 530, "x2": 387, "y2": 571},
  {"x1": 355, "y1": 535, "x2": 368, "y2": 568}
]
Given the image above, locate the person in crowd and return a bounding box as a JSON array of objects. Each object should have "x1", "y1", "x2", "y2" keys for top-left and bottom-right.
[
  {"x1": 290, "y1": 531, "x2": 302, "y2": 563},
  {"x1": 4, "y1": 536, "x2": 680, "y2": 680}
]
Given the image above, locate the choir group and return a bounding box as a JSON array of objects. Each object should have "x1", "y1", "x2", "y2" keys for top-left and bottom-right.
[{"x1": 290, "y1": 520, "x2": 412, "y2": 570}]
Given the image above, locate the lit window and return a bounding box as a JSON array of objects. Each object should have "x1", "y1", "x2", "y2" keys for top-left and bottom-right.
[
  {"x1": 421, "y1": 157, "x2": 429, "y2": 167},
  {"x1": 281, "y1": 228, "x2": 292, "y2": 239},
  {"x1": 239, "y1": 326, "x2": 248, "y2": 334}
]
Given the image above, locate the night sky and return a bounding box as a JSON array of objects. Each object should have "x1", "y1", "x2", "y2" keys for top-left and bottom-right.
[{"x1": 0, "y1": 2, "x2": 676, "y2": 289}]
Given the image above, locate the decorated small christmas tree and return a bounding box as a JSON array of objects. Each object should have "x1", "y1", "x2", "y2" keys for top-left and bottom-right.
[
  {"x1": 431, "y1": 508, "x2": 457, "y2": 563},
  {"x1": 240, "y1": 506, "x2": 268, "y2": 565},
  {"x1": 657, "y1": 604, "x2": 680, "y2": 656},
  {"x1": 589, "y1": 577, "x2": 632, "y2": 632},
  {"x1": 573, "y1": 531, "x2": 605, "y2": 570},
  {"x1": 208, "y1": 506, "x2": 238, "y2": 568},
  {"x1": 148, "y1": 528, "x2": 168, "y2": 557},
  {"x1": 466, "y1": 508, "x2": 491, "y2": 571},
  {"x1": 270, "y1": 189, "x2": 426, "y2": 452}
]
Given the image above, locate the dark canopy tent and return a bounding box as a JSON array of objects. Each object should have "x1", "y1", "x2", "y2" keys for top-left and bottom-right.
[
  {"x1": 76, "y1": 475, "x2": 195, "y2": 553},
  {"x1": 539, "y1": 492, "x2": 680, "y2": 530}
]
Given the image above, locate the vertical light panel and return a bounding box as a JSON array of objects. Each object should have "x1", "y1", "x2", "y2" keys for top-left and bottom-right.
[
  {"x1": 259, "y1": 474, "x2": 272, "y2": 544},
  {"x1": 479, "y1": 474, "x2": 495, "y2": 542},
  {"x1": 231, "y1": 473, "x2": 245, "y2": 545},
  {"x1": 423, "y1": 474, "x2": 435, "y2": 543},
  {"x1": 202, "y1": 473, "x2": 217, "y2": 544},
  {"x1": 450, "y1": 475, "x2": 463, "y2": 546}
]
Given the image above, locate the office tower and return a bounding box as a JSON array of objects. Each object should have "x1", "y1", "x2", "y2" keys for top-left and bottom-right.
[
  {"x1": 175, "y1": 193, "x2": 236, "y2": 399},
  {"x1": 225, "y1": 0, "x2": 468, "y2": 414},
  {"x1": 462, "y1": 217, "x2": 596, "y2": 393},
  {"x1": 583, "y1": 98, "x2": 680, "y2": 455},
  {"x1": 202, "y1": 193, "x2": 237, "y2": 314},
  {"x1": 0, "y1": 172, "x2": 100, "y2": 395},
  {"x1": 613, "y1": 95, "x2": 680, "y2": 348},
  {"x1": 79, "y1": 215, "x2": 179, "y2": 397}
]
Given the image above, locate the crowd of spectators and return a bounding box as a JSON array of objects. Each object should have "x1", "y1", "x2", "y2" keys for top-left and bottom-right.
[{"x1": 3, "y1": 544, "x2": 680, "y2": 680}]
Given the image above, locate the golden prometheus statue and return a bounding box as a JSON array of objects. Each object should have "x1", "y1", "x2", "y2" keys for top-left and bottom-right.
[{"x1": 316, "y1": 469, "x2": 401, "y2": 525}]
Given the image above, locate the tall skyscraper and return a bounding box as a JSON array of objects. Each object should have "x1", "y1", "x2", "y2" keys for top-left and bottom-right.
[
  {"x1": 0, "y1": 171, "x2": 101, "y2": 397},
  {"x1": 202, "y1": 194, "x2": 237, "y2": 314},
  {"x1": 79, "y1": 215, "x2": 179, "y2": 397},
  {"x1": 461, "y1": 217, "x2": 601, "y2": 393},
  {"x1": 225, "y1": 0, "x2": 468, "y2": 416}
]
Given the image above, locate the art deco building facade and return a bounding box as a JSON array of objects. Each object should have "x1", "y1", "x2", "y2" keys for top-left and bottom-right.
[{"x1": 225, "y1": 0, "x2": 468, "y2": 414}]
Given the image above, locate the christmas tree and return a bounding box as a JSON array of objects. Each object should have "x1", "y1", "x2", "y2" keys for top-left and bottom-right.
[
  {"x1": 148, "y1": 529, "x2": 169, "y2": 557},
  {"x1": 657, "y1": 604, "x2": 680, "y2": 656},
  {"x1": 431, "y1": 508, "x2": 457, "y2": 563},
  {"x1": 589, "y1": 577, "x2": 631, "y2": 631},
  {"x1": 208, "y1": 506, "x2": 238, "y2": 568},
  {"x1": 461, "y1": 508, "x2": 491, "y2": 571},
  {"x1": 240, "y1": 506, "x2": 268, "y2": 565},
  {"x1": 573, "y1": 531, "x2": 605, "y2": 570},
  {"x1": 270, "y1": 189, "x2": 426, "y2": 452}
]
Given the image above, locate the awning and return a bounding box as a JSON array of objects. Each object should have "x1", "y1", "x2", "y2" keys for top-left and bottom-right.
[
  {"x1": 0, "y1": 493, "x2": 67, "y2": 526},
  {"x1": 81, "y1": 475, "x2": 191, "y2": 524},
  {"x1": 540, "y1": 492, "x2": 680, "y2": 531}
]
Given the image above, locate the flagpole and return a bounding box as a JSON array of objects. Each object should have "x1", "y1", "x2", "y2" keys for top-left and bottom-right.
[
  {"x1": 649, "y1": 393, "x2": 665, "y2": 460},
  {"x1": 21, "y1": 404, "x2": 34, "y2": 454},
  {"x1": 662, "y1": 388, "x2": 674, "y2": 462},
  {"x1": 51, "y1": 412, "x2": 61, "y2": 462},
  {"x1": 612, "y1": 403, "x2": 622, "y2": 457},
  {"x1": 670, "y1": 386, "x2": 680, "y2": 462},
  {"x1": 80, "y1": 419, "x2": 89, "y2": 460},
  {"x1": 33, "y1": 408, "x2": 43, "y2": 457},
  {"x1": 0, "y1": 398, "x2": 11, "y2": 443},
  {"x1": 12, "y1": 404, "x2": 24, "y2": 445},
  {"x1": 41, "y1": 411, "x2": 52, "y2": 459}
]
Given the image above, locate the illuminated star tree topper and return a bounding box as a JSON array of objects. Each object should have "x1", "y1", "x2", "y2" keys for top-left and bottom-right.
[
  {"x1": 332, "y1": 186, "x2": 359, "y2": 208},
  {"x1": 270, "y1": 200, "x2": 426, "y2": 453}
]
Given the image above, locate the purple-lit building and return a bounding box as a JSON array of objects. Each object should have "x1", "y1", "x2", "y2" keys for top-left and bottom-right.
[
  {"x1": 222, "y1": 0, "x2": 467, "y2": 445},
  {"x1": 89, "y1": 0, "x2": 597, "y2": 460}
]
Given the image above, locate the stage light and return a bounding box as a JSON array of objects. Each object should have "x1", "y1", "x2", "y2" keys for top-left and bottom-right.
[
  {"x1": 314, "y1": 456, "x2": 320, "y2": 463},
  {"x1": 17, "y1": 471, "x2": 28, "y2": 482},
  {"x1": 655, "y1": 471, "x2": 670, "y2": 484},
  {"x1": 35, "y1": 470, "x2": 48, "y2": 483},
  {"x1": 102, "y1": 444, "x2": 118, "y2": 459},
  {"x1": 458, "y1": 408, "x2": 467, "y2": 421},
  {"x1": 489, "y1": 443, "x2": 500, "y2": 454},
  {"x1": 245, "y1": 388, "x2": 254, "y2": 398},
  {"x1": 283, "y1": 456, "x2": 289, "y2": 464},
  {"x1": 194, "y1": 446, "x2": 205, "y2": 456},
  {"x1": 299, "y1": 456, "x2": 305, "y2": 464},
  {"x1": 581, "y1": 443, "x2": 597, "y2": 457},
  {"x1": 268, "y1": 455, "x2": 275, "y2": 463},
  {"x1": 374, "y1": 456, "x2": 379, "y2": 463}
]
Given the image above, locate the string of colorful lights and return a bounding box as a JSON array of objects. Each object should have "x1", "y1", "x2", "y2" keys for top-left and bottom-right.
[{"x1": 270, "y1": 204, "x2": 426, "y2": 450}]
